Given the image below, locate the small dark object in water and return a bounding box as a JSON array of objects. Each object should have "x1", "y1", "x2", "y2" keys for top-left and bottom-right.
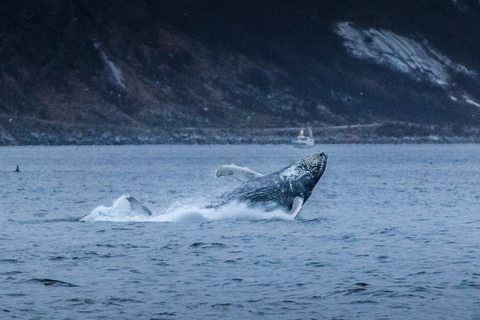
[
  {"x1": 355, "y1": 282, "x2": 368, "y2": 287},
  {"x1": 15, "y1": 166, "x2": 20, "y2": 172},
  {"x1": 29, "y1": 278, "x2": 78, "y2": 287}
]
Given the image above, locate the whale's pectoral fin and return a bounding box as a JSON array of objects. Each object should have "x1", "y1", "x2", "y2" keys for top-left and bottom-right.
[
  {"x1": 215, "y1": 164, "x2": 264, "y2": 182},
  {"x1": 126, "y1": 196, "x2": 153, "y2": 216},
  {"x1": 289, "y1": 197, "x2": 304, "y2": 219}
]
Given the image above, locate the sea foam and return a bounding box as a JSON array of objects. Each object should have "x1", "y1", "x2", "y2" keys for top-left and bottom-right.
[{"x1": 81, "y1": 195, "x2": 293, "y2": 223}]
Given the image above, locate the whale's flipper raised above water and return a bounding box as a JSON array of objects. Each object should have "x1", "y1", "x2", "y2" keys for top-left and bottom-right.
[
  {"x1": 215, "y1": 164, "x2": 264, "y2": 182},
  {"x1": 126, "y1": 196, "x2": 153, "y2": 216},
  {"x1": 289, "y1": 196, "x2": 304, "y2": 218}
]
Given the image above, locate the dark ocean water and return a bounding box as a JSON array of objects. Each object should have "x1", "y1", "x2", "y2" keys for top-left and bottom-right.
[{"x1": 1, "y1": 144, "x2": 479, "y2": 319}]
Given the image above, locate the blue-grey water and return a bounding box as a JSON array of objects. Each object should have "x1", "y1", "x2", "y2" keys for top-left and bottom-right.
[{"x1": 1, "y1": 144, "x2": 479, "y2": 319}]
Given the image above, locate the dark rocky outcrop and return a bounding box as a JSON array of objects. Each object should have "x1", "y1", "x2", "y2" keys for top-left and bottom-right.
[{"x1": 1, "y1": 0, "x2": 479, "y2": 144}]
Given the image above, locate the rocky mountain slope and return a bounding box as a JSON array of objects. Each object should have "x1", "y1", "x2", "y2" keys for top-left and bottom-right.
[{"x1": 1, "y1": 0, "x2": 479, "y2": 144}]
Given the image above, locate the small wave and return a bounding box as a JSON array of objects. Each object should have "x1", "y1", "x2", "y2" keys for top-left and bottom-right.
[
  {"x1": 16, "y1": 217, "x2": 83, "y2": 225},
  {"x1": 0, "y1": 259, "x2": 23, "y2": 264},
  {"x1": 81, "y1": 195, "x2": 293, "y2": 223},
  {"x1": 189, "y1": 242, "x2": 228, "y2": 248},
  {"x1": 28, "y1": 278, "x2": 78, "y2": 287}
]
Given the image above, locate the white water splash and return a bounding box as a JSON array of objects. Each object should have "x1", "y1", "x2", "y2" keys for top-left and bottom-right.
[{"x1": 81, "y1": 195, "x2": 293, "y2": 223}]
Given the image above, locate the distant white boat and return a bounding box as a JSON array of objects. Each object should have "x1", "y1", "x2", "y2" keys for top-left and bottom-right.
[{"x1": 292, "y1": 128, "x2": 315, "y2": 148}]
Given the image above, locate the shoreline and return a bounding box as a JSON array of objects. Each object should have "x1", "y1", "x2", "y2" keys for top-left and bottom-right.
[
  {"x1": 1, "y1": 134, "x2": 480, "y2": 146},
  {"x1": 1, "y1": 119, "x2": 479, "y2": 146}
]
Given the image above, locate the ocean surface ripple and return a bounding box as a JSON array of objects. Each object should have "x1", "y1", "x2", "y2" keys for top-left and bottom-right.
[{"x1": 1, "y1": 144, "x2": 479, "y2": 319}]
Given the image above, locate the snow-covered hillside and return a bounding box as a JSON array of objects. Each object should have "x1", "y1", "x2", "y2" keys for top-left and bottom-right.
[
  {"x1": 335, "y1": 22, "x2": 475, "y2": 87},
  {"x1": 1, "y1": 0, "x2": 480, "y2": 144}
]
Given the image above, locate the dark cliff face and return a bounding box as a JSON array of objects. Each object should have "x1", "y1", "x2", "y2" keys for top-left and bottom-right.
[{"x1": 0, "y1": 0, "x2": 479, "y2": 144}]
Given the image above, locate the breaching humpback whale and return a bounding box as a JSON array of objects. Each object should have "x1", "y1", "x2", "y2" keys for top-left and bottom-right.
[
  {"x1": 209, "y1": 152, "x2": 327, "y2": 218},
  {"x1": 126, "y1": 152, "x2": 327, "y2": 219}
]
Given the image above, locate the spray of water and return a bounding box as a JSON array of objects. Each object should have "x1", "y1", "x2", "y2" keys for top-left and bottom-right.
[{"x1": 81, "y1": 195, "x2": 293, "y2": 223}]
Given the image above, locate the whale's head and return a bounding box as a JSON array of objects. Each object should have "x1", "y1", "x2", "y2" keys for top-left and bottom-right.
[
  {"x1": 296, "y1": 152, "x2": 327, "y2": 179},
  {"x1": 281, "y1": 152, "x2": 327, "y2": 181},
  {"x1": 279, "y1": 152, "x2": 327, "y2": 202}
]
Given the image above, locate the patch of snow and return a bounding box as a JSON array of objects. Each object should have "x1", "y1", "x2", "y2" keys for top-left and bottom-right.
[
  {"x1": 94, "y1": 43, "x2": 125, "y2": 89},
  {"x1": 463, "y1": 96, "x2": 480, "y2": 108},
  {"x1": 451, "y1": 0, "x2": 470, "y2": 12},
  {"x1": 334, "y1": 22, "x2": 476, "y2": 87}
]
